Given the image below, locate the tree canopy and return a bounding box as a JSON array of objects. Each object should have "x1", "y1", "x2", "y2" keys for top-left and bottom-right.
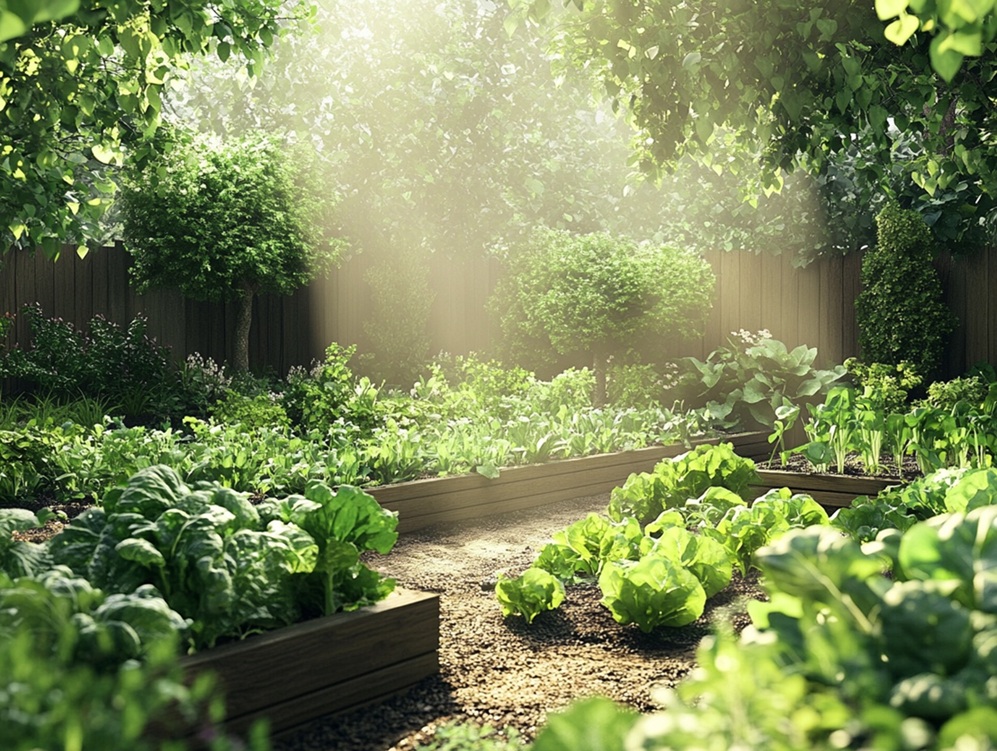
[
  {"x1": 120, "y1": 131, "x2": 348, "y2": 371},
  {"x1": 489, "y1": 227, "x2": 714, "y2": 401},
  {"x1": 509, "y1": 1, "x2": 997, "y2": 244},
  {"x1": 0, "y1": 0, "x2": 306, "y2": 257}
]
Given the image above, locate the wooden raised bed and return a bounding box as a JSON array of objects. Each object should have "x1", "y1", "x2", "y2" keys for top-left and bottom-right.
[
  {"x1": 179, "y1": 588, "x2": 440, "y2": 738},
  {"x1": 371, "y1": 431, "x2": 769, "y2": 534},
  {"x1": 752, "y1": 468, "x2": 902, "y2": 509}
]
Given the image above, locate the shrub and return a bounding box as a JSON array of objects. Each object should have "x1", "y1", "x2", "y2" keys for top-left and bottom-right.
[
  {"x1": 843, "y1": 357, "x2": 922, "y2": 413},
  {"x1": 672, "y1": 330, "x2": 845, "y2": 430},
  {"x1": 0, "y1": 305, "x2": 177, "y2": 421},
  {"x1": 855, "y1": 202, "x2": 956, "y2": 378},
  {"x1": 489, "y1": 228, "x2": 714, "y2": 404}
]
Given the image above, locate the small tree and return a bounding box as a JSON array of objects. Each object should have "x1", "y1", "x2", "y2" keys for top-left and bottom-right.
[
  {"x1": 120, "y1": 132, "x2": 348, "y2": 371},
  {"x1": 855, "y1": 201, "x2": 956, "y2": 379},
  {"x1": 489, "y1": 228, "x2": 714, "y2": 404}
]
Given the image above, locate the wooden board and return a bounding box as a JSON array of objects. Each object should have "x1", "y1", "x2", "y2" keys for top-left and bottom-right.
[
  {"x1": 370, "y1": 432, "x2": 769, "y2": 533},
  {"x1": 752, "y1": 468, "x2": 901, "y2": 509},
  {"x1": 179, "y1": 588, "x2": 440, "y2": 737}
]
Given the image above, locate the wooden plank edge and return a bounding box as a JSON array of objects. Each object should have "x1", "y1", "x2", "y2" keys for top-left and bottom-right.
[{"x1": 221, "y1": 651, "x2": 440, "y2": 738}]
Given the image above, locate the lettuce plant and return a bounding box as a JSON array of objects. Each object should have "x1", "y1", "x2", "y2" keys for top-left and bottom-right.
[
  {"x1": 598, "y1": 555, "x2": 706, "y2": 632},
  {"x1": 495, "y1": 568, "x2": 565, "y2": 624},
  {"x1": 608, "y1": 442, "x2": 757, "y2": 523},
  {"x1": 46, "y1": 465, "x2": 396, "y2": 650}
]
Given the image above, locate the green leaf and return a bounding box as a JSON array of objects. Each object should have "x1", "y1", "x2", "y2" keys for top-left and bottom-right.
[
  {"x1": 930, "y1": 33, "x2": 966, "y2": 81},
  {"x1": 495, "y1": 568, "x2": 565, "y2": 623},
  {"x1": 875, "y1": 0, "x2": 910, "y2": 20},
  {"x1": 532, "y1": 697, "x2": 638, "y2": 751}
]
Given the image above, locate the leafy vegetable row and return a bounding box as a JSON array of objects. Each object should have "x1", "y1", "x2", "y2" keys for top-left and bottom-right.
[
  {"x1": 527, "y1": 510, "x2": 997, "y2": 750},
  {"x1": 2, "y1": 465, "x2": 398, "y2": 651},
  {"x1": 495, "y1": 444, "x2": 831, "y2": 631}
]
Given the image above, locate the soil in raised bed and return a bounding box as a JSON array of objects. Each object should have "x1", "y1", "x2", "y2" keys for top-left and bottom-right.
[
  {"x1": 758, "y1": 452, "x2": 922, "y2": 481},
  {"x1": 272, "y1": 494, "x2": 765, "y2": 751}
]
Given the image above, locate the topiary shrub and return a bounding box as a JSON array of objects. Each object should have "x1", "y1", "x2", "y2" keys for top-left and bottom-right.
[
  {"x1": 855, "y1": 202, "x2": 956, "y2": 379},
  {"x1": 488, "y1": 228, "x2": 714, "y2": 405}
]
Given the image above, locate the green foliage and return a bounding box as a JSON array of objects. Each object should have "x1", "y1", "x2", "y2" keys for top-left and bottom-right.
[
  {"x1": 0, "y1": 625, "x2": 266, "y2": 751},
  {"x1": 210, "y1": 390, "x2": 290, "y2": 431},
  {"x1": 259, "y1": 482, "x2": 398, "y2": 616},
  {"x1": 532, "y1": 513, "x2": 644, "y2": 582},
  {"x1": 0, "y1": 0, "x2": 303, "y2": 256},
  {"x1": 495, "y1": 568, "x2": 565, "y2": 624},
  {"x1": 673, "y1": 330, "x2": 846, "y2": 430},
  {"x1": 121, "y1": 130, "x2": 349, "y2": 370},
  {"x1": 844, "y1": 357, "x2": 922, "y2": 413},
  {"x1": 856, "y1": 202, "x2": 956, "y2": 378},
  {"x1": 47, "y1": 465, "x2": 396, "y2": 649},
  {"x1": 0, "y1": 508, "x2": 55, "y2": 577},
  {"x1": 877, "y1": 2, "x2": 997, "y2": 81},
  {"x1": 508, "y1": 0, "x2": 997, "y2": 245},
  {"x1": 0, "y1": 305, "x2": 177, "y2": 420},
  {"x1": 284, "y1": 343, "x2": 386, "y2": 434},
  {"x1": 707, "y1": 488, "x2": 831, "y2": 575},
  {"x1": 531, "y1": 696, "x2": 637, "y2": 751},
  {"x1": 489, "y1": 227, "x2": 714, "y2": 401},
  {"x1": 923, "y1": 374, "x2": 990, "y2": 412},
  {"x1": 598, "y1": 554, "x2": 707, "y2": 631},
  {"x1": 608, "y1": 443, "x2": 758, "y2": 523}
]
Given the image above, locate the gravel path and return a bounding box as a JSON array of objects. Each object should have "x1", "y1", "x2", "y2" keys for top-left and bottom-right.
[{"x1": 272, "y1": 494, "x2": 764, "y2": 751}]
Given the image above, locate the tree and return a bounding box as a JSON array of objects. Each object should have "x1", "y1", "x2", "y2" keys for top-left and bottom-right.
[
  {"x1": 119, "y1": 131, "x2": 348, "y2": 371},
  {"x1": 855, "y1": 201, "x2": 955, "y2": 378},
  {"x1": 508, "y1": 1, "x2": 997, "y2": 242},
  {"x1": 0, "y1": 0, "x2": 306, "y2": 257},
  {"x1": 876, "y1": 1, "x2": 997, "y2": 81},
  {"x1": 489, "y1": 228, "x2": 715, "y2": 404}
]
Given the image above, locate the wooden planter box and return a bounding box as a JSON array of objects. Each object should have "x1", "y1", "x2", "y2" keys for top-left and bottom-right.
[
  {"x1": 752, "y1": 468, "x2": 902, "y2": 509},
  {"x1": 179, "y1": 589, "x2": 440, "y2": 738},
  {"x1": 371, "y1": 432, "x2": 769, "y2": 534}
]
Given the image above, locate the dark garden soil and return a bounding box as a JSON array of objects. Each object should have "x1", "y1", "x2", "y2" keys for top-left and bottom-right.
[
  {"x1": 758, "y1": 452, "x2": 922, "y2": 482},
  {"x1": 273, "y1": 493, "x2": 766, "y2": 751}
]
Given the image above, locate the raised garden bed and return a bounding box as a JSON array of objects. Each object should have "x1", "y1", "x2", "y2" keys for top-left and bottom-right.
[
  {"x1": 179, "y1": 588, "x2": 440, "y2": 738},
  {"x1": 752, "y1": 467, "x2": 901, "y2": 509},
  {"x1": 371, "y1": 431, "x2": 769, "y2": 533}
]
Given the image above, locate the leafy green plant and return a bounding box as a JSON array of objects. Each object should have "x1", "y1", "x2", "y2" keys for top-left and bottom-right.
[
  {"x1": 844, "y1": 358, "x2": 922, "y2": 414},
  {"x1": 0, "y1": 305, "x2": 177, "y2": 420},
  {"x1": 855, "y1": 202, "x2": 956, "y2": 379},
  {"x1": 121, "y1": 130, "x2": 349, "y2": 371},
  {"x1": 598, "y1": 554, "x2": 707, "y2": 632},
  {"x1": 532, "y1": 513, "x2": 644, "y2": 582},
  {"x1": 489, "y1": 227, "x2": 714, "y2": 404},
  {"x1": 706, "y1": 488, "x2": 830, "y2": 574},
  {"x1": 0, "y1": 508, "x2": 55, "y2": 577},
  {"x1": 495, "y1": 568, "x2": 565, "y2": 624},
  {"x1": 608, "y1": 443, "x2": 758, "y2": 523},
  {"x1": 47, "y1": 465, "x2": 396, "y2": 649},
  {"x1": 673, "y1": 330, "x2": 846, "y2": 431},
  {"x1": 259, "y1": 482, "x2": 398, "y2": 616}
]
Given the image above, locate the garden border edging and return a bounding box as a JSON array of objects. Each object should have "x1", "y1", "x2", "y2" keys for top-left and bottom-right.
[
  {"x1": 179, "y1": 588, "x2": 440, "y2": 738},
  {"x1": 371, "y1": 432, "x2": 769, "y2": 533}
]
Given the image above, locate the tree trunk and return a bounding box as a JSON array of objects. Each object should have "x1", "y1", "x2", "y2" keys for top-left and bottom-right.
[{"x1": 233, "y1": 282, "x2": 254, "y2": 372}]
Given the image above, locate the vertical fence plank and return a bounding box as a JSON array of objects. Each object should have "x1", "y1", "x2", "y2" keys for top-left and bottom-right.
[{"x1": 5, "y1": 243, "x2": 997, "y2": 376}]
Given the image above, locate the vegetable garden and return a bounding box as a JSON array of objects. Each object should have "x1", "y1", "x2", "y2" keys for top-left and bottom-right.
[{"x1": 6, "y1": 0, "x2": 997, "y2": 750}]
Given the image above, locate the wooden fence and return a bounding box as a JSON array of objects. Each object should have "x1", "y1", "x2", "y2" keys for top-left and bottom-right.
[{"x1": 1, "y1": 243, "x2": 993, "y2": 379}]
